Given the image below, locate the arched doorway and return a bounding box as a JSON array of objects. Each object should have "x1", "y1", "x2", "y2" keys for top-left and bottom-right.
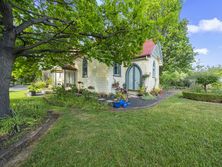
[{"x1": 126, "y1": 64, "x2": 142, "y2": 90}]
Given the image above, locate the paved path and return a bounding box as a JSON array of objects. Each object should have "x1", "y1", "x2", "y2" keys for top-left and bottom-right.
[
  {"x1": 113, "y1": 90, "x2": 179, "y2": 111},
  {"x1": 10, "y1": 85, "x2": 27, "y2": 91}
]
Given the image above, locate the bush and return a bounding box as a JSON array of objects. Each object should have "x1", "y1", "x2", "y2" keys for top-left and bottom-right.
[
  {"x1": 189, "y1": 85, "x2": 204, "y2": 93},
  {"x1": 28, "y1": 81, "x2": 47, "y2": 92},
  {"x1": 161, "y1": 71, "x2": 191, "y2": 88},
  {"x1": 182, "y1": 91, "x2": 222, "y2": 103},
  {"x1": 53, "y1": 86, "x2": 66, "y2": 96}
]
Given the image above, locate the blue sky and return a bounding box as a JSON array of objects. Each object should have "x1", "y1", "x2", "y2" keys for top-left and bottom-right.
[{"x1": 181, "y1": 0, "x2": 222, "y2": 67}]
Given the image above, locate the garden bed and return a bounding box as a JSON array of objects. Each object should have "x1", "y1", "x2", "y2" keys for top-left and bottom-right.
[
  {"x1": 182, "y1": 91, "x2": 222, "y2": 103},
  {"x1": 0, "y1": 111, "x2": 59, "y2": 167}
]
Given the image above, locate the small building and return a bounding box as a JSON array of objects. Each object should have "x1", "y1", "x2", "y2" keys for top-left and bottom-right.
[{"x1": 48, "y1": 39, "x2": 163, "y2": 94}]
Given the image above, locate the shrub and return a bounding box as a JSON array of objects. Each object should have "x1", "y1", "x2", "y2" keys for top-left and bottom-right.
[
  {"x1": 28, "y1": 81, "x2": 46, "y2": 92},
  {"x1": 70, "y1": 84, "x2": 78, "y2": 93},
  {"x1": 182, "y1": 91, "x2": 222, "y2": 103},
  {"x1": 138, "y1": 86, "x2": 146, "y2": 96},
  {"x1": 1, "y1": 98, "x2": 48, "y2": 136},
  {"x1": 161, "y1": 71, "x2": 190, "y2": 88},
  {"x1": 34, "y1": 81, "x2": 46, "y2": 89},
  {"x1": 189, "y1": 85, "x2": 204, "y2": 93},
  {"x1": 150, "y1": 87, "x2": 162, "y2": 96},
  {"x1": 53, "y1": 86, "x2": 66, "y2": 96}
]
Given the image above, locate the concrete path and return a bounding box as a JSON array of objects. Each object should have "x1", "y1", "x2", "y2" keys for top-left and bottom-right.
[
  {"x1": 9, "y1": 85, "x2": 27, "y2": 91},
  {"x1": 113, "y1": 90, "x2": 179, "y2": 111}
]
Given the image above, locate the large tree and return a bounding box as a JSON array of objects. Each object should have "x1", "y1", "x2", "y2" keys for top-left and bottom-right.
[
  {"x1": 1, "y1": 0, "x2": 174, "y2": 117},
  {"x1": 148, "y1": 0, "x2": 195, "y2": 74}
]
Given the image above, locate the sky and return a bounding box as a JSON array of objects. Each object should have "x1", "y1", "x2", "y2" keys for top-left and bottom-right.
[{"x1": 180, "y1": 0, "x2": 222, "y2": 67}]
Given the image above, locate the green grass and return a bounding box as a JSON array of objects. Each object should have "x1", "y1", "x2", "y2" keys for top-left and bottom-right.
[
  {"x1": 0, "y1": 91, "x2": 49, "y2": 137},
  {"x1": 10, "y1": 90, "x2": 27, "y2": 99},
  {"x1": 21, "y1": 94, "x2": 222, "y2": 167}
]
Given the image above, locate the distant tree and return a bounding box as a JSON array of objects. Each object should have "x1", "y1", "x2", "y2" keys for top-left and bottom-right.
[
  {"x1": 161, "y1": 20, "x2": 195, "y2": 73},
  {"x1": 196, "y1": 73, "x2": 219, "y2": 92},
  {"x1": 149, "y1": 0, "x2": 195, "y2": 74},
  {"x1": 207, "y1": 66, "x2": 222, "y2": 77}
]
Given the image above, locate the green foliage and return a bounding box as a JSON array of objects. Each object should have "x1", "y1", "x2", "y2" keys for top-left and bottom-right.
[
  {"x1": 195, "y1": 73, "x2": 219, "y2": 92},
  {"x1": 6, "y1": 0, "x2": 177, "y2": 68},
  {"x1": 160, "y1": 20, "x2": 195, "y2": 73},
  {"x1": 4, "y1": 0, "x2": 192, "y2": 73},
  {"x1": 46, "y1": 91, "x2": 108, "y2": 112},
  {"x1": 28, "y1": 83, "x2": 40, "y2": 92},
  {"x1": 12, "y1": 57, "x2": 42, "y2": 84},
  {"x1": 138, "y1": 86, "x2": 146, "y2": 96},
  {"x1": 150, "y1": 87, "x2": 162, "y2": 96},
  {"x1": 161, "y1": 71, "x2": 190, "y2": 88},
  {"x1": 0, "y1": 94, "x2": 48, "y2": 136},
  {"x1": 182, "y1": 91, "x2": 222, "y2": 103},
  {"x1": 52, "y1": 86, "x2": 67, "y2": 96},
  {"x1": 115, "y1": 91, "x2": 127, "y2": 101},
  {"x1": 211, "y1": 83, "x2": 222, "y2": 94},
  {"x1": 28, "y1": 81, "x2": 46, "y2": 92},
  {"x1": 207, "y1": 66, "x2": 222, "y2": 77},
  {"x1": 141, "y1": 93, "x2": 156, "y2": 100},
  {"x1": 189, "y1": 85, "x2": 203, "y2": 93},
  {"x1": 34, "y1": 81, "x2": 46, "y2": 89}
]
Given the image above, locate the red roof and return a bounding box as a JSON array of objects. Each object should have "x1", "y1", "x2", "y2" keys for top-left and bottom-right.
[{"x1": 139, "y1": 40, "x2": 156, "y2": 57}]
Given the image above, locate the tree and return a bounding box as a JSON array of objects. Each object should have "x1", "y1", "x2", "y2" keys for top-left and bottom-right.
[
  {"x1": 0, "y1": 0, "x2": 172, "y2": 117},
  {"x1": 161, "y1": 20, "x2": 195, "y2": 73},
  {"x1": 196, "y1": 73, "x2": 219, "y2": 92},
  {"x1": 149, "y1": 0, "x2": 195, "y2": 74}
]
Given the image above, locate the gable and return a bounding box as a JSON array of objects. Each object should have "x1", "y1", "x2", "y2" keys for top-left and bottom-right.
[{"x1": 151, "y1": 42, "x2": 163, "y2": 66}]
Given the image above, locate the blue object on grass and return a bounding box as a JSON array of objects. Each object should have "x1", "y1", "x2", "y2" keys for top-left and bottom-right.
[
  {"x1": 113, "y1": 101, "x2": 121, "y2": 108},
  {"x1": 119, "y1": 99, "x2": 125, "y2": 105},
  {"x1": 122, "y1": 102, "x2": 128, "y2": 108}
]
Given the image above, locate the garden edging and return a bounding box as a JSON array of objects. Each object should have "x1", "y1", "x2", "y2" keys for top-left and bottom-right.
[{"x1": 0, "y1": 111, "x2": 60, "y2": 167}]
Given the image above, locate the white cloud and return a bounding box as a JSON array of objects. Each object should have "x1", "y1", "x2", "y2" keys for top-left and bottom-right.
[
  {"x1": 188, "y1": 18, "x2": 222, "y2": 33},
  {"x1": 194, "y1": 48, "x2": 209, "y2": 55}
]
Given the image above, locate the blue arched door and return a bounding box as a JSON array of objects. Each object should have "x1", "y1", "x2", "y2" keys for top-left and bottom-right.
[{"x1": 126, "y1": 65, "x2": 142, "y2": 90}]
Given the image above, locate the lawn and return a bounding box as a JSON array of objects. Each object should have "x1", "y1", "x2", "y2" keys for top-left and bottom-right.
[
  {"x1": 19, "y1": 94, "x2": 222, "y2": 167},
  {"x1": 0, "y1": 90, "x2": 50, "y2": 137}
]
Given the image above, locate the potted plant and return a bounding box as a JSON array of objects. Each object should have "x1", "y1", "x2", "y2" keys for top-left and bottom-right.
[
  {"x1": 28, "y1": 83, "x2": 39, "y2": 96},
  {"x1": 113, "y1": 89, "x2": 129, "y2": 108},
  {"x1": 138, "y1": 86, "x2": 146, "y2": 96}
]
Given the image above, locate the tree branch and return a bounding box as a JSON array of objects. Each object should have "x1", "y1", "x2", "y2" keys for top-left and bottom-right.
[
  {"x1": 10, "y1": 1, "x2": 69, "y2": 24},
  {"x1": 14, "y1": 21, "x2": 73, "y2": 55},
  {"x1": 18, "y1": 49, "x2": 80, "y2": 57},
  {"x1": 15, "y1": 17, "x2": 57, "y2": 35}
]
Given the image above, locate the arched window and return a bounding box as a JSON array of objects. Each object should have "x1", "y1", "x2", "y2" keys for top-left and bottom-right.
[
  {"x1": 113, "y1": 63, "x2": 121, "y2": 77},
  {"x1": 152, "y1": 61, "x2": 156, "y2": 78},
  {"x1": 82, "y1": 58, "x2": 88, "y2": 78}
]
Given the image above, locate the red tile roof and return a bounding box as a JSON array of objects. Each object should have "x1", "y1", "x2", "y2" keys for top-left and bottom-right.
[{"x1": 139, "y1": 40, "x2": 156, "y2": 57}]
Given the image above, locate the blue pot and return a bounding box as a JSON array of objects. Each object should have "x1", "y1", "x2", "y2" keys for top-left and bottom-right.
[
  {"x1": 113, "y1": 102, "x2": 121, "y2": 108},
  {"x1": 122, "y1": 102, "x2": 128, "y2": 108},
  {"x1": 119, "y1": 99, "x2": 125, "y2": 105}
]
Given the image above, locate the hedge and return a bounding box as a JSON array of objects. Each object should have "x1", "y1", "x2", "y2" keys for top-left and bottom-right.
[{"x1": 182, "y1": 91, "x2": 222, "y2": 103}]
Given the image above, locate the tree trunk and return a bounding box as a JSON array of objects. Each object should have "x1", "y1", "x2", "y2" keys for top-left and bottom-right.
[
  {"x1": 0, "y1": 49, "x2": 15, "y2": 118},
  {"x1": 204, "y1": 84, "x2": 207, "y2": 93}
]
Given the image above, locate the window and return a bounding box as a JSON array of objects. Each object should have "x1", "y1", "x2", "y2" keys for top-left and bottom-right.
[
  {"x1": 82, "y1": 58, "x2": 88, "y2": 78},
  {"x1": 152, "y1": 61, "x2": 156, "y2": 78},
  {"x1": 113, "y1": 63, "x2": 121, "y2": 77}
]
